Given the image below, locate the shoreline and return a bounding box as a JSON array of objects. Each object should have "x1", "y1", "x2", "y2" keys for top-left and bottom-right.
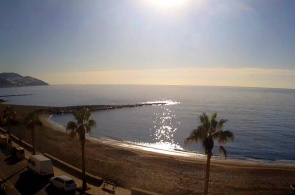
[
  {"x1": 44, "y1": 113, "x2": 295, "y2": 168},
  {"x1": 4, "y1": 103, "x2": 295, "y2": 168},
  {"x1": 1, "y1": 103, "x2": 295, "y2": 194},
  {"x1": 41, "y1": 113, "x2": 295, "y2": 169}
]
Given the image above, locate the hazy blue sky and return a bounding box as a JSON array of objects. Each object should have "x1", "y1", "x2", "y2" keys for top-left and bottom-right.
[{"x1": 1, "y1": 0, "x2": 295, "y2": 88}]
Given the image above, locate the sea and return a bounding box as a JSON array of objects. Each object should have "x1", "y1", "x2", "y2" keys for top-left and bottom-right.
[{"x1": 1, "y1": 85, "x2": 295, "y2": 165}]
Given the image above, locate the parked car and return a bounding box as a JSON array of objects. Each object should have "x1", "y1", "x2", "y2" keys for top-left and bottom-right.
[
  {"x1": 28, "y1": 154, "x2": 54, "y2": 177},
  {"x1": 49, "y1": 176, "x2": 77, "y2": 192}
]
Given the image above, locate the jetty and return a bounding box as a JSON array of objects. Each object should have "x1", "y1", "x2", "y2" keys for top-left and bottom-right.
[{"x1": 37, "y1": 102, "x2": 166, "y2": 115}]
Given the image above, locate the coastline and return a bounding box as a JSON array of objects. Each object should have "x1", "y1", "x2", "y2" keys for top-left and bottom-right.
[
  {"x1": 42, "y1": 111, "x2": 295, "y2": 167},
  {"x1": 2, "y1": 102, "x2": 295, "y2": 169},
  {"x1": 1, "y1": 103, "x2": 295, "y2": 194}
]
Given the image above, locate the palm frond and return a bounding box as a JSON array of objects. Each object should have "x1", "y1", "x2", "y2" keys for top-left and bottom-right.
[
  {"x1": 211, "y1": 113, "x2": 217, "y2": 121},
  {"x1": 24, "y1": 112, "x2": 43, "y2": 129},
  {"x1": 184, "y1": 127, "x2": 207, "y2": 145},
  {"x1": 73, "y1": 110, "x2": 80, "y2": 120},
  {"x1": 199, "y1": 113, "x2": 208, "y2": 124},
  {"x1": 73, "y1": 110, "x2": 83, "y2": 123},
  {"x1": 66, "y1": 121, "x2": 77, "y2": 131},
  {"x1": 185, "y1": 112, "x2": 234, "y2": 160},
  {"x1": 210, "y1": 120, "x2": 218, "y2": 132},
  {"x1": 219, "y1": 146, "x2": 227, "y2": 159},
  {"x1": 68, "y1": 108, "x2": 96, "y2": 140},
  {"x1": 2, "y1": 106, "x2": 17, "y2": 120},
  {"x1": 88, "y1": 119, "x2": 96, "y2": 127},
  {"x1": 218, "y1": 119, "x2": 228, "y2": 129},
  {"x1": 83, "y1": 108, "x2": 91, "y2": 120},
  {"x1": 35, "y1": 120, "x2": 43, "y2": 127},
  {"x1": 216, "y1": 130, "x2": 234, "y2": 144},
  {"x1": 86, "y1": 119, "x2": 96, "y2": 133}
]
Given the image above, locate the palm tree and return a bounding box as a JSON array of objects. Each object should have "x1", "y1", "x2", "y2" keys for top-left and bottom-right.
[
  {"x1": 1, "y1": 106, "x2": 17, "y2": 139},
  {"x1": 66, "y1": 108, "x2": 96, "y2": 191},
  {"x1": 184, "y1": 113, "x2": 234, "y2": 195},
  {"x1": 24, "y1": 111, "x2": 43, "y2": 155}
]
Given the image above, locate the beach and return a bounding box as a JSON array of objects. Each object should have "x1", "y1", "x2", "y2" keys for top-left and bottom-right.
[{"x1": 1, "y1": 104, "x2": 295, "y2": 195}]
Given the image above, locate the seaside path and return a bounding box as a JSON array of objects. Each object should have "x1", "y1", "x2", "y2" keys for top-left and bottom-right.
[{"x1": 0, "y1": 137, "x2": 131, "y2": 195}]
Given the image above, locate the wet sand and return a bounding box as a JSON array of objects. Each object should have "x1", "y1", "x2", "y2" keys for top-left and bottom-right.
[{"x1": 1, "y1": 104, "x2": 295, "y2": 194}]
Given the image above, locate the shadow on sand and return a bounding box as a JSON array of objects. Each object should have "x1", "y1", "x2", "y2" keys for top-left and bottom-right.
[
  {"x1": 4, "y1": 155, "x2": 21, "y2": 165},
  {"x1": 0, "y1": 146, "x2": 11, "y2": 157}
]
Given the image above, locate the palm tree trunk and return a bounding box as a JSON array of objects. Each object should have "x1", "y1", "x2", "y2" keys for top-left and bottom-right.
[
  {"x1": 7, "y1": 119, "x2": 11, "y2": 139},
  {"x1": 32, "y1": 126, "x2": 35, "y2": 155},
  {"x1": 204, "y1": 152, "x2": 212, "y2": 195},
  {"x1": 81, "y1": 139, "x2": 87, "y2": 190}
]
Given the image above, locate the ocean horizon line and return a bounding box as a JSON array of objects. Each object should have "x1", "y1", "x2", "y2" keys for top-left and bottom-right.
[{"x1": 26, "y1": 83, "x2": 295, "y2": 91}]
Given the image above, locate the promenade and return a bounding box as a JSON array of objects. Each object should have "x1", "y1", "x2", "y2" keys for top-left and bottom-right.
[{"x1": 0, "y1": 127, "x2": 131, "y2": 195}]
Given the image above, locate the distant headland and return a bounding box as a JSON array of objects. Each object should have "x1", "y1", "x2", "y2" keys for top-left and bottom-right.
[{"x1": 0, "y1": 72, "x2": 48, "y2": 88}]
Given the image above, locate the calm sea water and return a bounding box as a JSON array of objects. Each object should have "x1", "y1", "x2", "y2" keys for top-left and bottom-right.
[{"x1": 1, "y1": 85, "x2": 295, "y2": 165}]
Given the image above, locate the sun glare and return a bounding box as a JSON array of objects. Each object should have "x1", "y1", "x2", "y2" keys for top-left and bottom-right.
[{"x1": 146, "y1": 0, "x2": 187, "y2": 9}]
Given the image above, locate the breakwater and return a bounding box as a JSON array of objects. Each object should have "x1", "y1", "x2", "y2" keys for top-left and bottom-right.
[
  {"x1": 38, "y1": 103, "x2": 166, "y2": 115},
  {"x1": 0, "y1": 94, "x2": 32, "y2": 98}
]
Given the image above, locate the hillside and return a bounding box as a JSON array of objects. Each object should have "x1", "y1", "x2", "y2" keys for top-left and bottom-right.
[{"x1": 0, "y1": 72, "x2": 49, "y2": 87}]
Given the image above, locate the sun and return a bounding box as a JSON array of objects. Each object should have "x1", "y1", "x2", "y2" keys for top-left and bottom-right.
[
  {"x1": 146, "y1": 0, "x2": 187, "y2": 9},
  {"x1": 155, "y1": 0, "x2": 185, "y2": 7}
]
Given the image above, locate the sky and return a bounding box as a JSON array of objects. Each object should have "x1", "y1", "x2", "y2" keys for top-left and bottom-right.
[{"x1": 0, "y1": 0, "x2": 295, "y2": 89}]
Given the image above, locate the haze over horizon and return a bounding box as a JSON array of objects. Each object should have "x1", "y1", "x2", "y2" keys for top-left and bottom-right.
[{"x1": 1, "y1": 0, "x2": 295, "y2": 89}]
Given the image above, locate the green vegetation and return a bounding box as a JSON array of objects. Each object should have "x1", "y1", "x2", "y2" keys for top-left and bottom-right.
[
  {"x1": 24, "y1": 112, "x2": 43, "y2": 155},
  {"x1": 1, "y1": 106, "x2": 17, "y2": 139},
  {"x1": 185, "y1": 113, "x2": 234, "y2": 195},
  {"x1": 66, "y1": 108, "x2": 96, "y2": 190}
]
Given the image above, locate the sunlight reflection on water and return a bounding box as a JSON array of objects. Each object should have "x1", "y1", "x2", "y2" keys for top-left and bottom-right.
[
  {"x1": 146, "y1": 103, "x2": 183, "y2": 151},
  {"x1": 144, "y1": 99, "x2": 180, "y2": 105}
]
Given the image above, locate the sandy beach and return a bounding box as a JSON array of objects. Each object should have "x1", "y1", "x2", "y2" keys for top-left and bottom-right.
[{"x1": 1, "y1": 104, "x2": 295, "y2": 195}]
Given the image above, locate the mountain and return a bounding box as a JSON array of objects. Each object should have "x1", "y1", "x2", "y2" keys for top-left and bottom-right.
[{"x1": 0, "y1": 72, "x2": 49, "y2": 87}]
